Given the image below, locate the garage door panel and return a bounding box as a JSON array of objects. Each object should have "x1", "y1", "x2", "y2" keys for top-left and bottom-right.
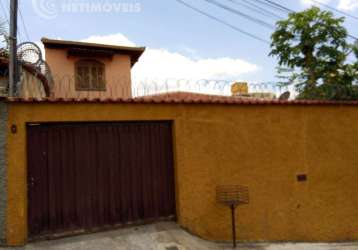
[
  {"x1": 27, "y1": 129, "x2": 48, "y2": 236},
  {"x1": 59, "y1": 129, "x2": 76, "y2": 229},
  {"x1": 27, "y1": 122, "x2": 175, "y2": 238}
]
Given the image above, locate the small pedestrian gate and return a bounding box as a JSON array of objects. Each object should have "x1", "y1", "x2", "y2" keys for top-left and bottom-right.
[{"x1": 27, "y1": 121, "x2": 176, "y2": 239}]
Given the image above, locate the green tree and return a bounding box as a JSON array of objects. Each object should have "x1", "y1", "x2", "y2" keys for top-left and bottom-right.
[{"x1": 270, "y1": 7, "x2": 358, "y2": 100}]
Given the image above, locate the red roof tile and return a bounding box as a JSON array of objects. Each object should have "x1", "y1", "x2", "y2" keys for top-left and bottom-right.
[
  {"x1": 42, "y1": 38, "x2": 145, "y2": 67},
  {"x1": 2, "y1": 91, "x2": 358, "y2": 105}
]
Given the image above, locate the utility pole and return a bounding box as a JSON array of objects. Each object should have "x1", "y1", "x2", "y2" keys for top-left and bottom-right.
[{"x1": 9, "y1": 0, "x2": 18, "y2": 97}]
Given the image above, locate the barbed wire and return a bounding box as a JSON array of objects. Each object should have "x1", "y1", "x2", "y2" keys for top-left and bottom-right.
[
  {"x1": 2, "y1": 74, "x2": 295, "y2": 100},
  {"x1": 132, "y1": 77, "x2": 293, "y2": 98},
  {"x1": 46, "y1": 75, "x2": 293, "y2": 99}
]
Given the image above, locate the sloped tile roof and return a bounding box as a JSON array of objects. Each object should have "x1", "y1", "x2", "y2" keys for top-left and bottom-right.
[
  {"x1": 2, "y1": 91, "x2": 358, "y2": 105},
  {"x1": 42, "y1": 38, "x2": 145, "y2": 67}
]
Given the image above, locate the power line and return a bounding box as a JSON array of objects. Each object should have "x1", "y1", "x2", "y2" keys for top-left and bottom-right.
[
  {"x1": 0, "y1": 0, "x2": 9, "y2": 48},
  {"x1": 175, "y1": 0, "x2": 270, "y2": 44},
  {"x1": 176, "y1": 0, "x2": 357, "y2": 44},
  {"x1": 308, "y1": 1, "x2": 358, "y2": 40},
  {"x1": 2, "y1": 0, "x2": 24, "y2": 44},
  {"x1": 204, "y1": 0, "x2": 275, "y2": 29},
  {"x1": 0, "y1": 0, "x2": 9, "y2": 25},
  {"x1": 252, "y1": 0, "x2": 292, "y2": 14},
  {"x1": 256, "y1": 0, "x2": 358, "y2": 40},
  {"x1": 237, "y1": 0, "x2": 284, "y2": 19},
  {"x1": 307, "y1": 0, "x2": 358, "y2": 40},
  {"x1": 259, "y1": 0, "x2": 293, "y2": 13},
  {"x1": 348, "y1": 34, "x2": 358, "y2": 40},
  {"x1": 309, "y1": 0, "x2": 358, "y2": 21},
  {"x1": 225, "y1": 0, "x2": 283, "y2": 20},
  {"x1": 18, "y1": 7, "x2": 30, "y2": 41}
]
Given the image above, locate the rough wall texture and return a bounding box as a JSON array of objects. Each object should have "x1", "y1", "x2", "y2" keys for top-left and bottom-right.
[
  {"x1": 0, "y1": 103, "x2": 7, "y2": 245},
  {"x1": 5, "y1": 102, "x2": 358, "y2": 245}
]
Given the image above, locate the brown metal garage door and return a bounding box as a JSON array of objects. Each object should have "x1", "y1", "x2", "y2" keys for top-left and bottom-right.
[{"x1": 27, "y1": 121, "x2": 176, "y2": 239}]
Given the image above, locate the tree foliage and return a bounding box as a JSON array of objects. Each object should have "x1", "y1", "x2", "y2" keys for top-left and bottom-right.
[{"x1": 270, "y1": 7, "x2": 358, "y2": 100}]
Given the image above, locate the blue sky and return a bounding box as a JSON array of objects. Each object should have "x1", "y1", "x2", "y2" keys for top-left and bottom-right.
[{"x1": 9, "y1": 0, "x2": 358, "y2": 83}]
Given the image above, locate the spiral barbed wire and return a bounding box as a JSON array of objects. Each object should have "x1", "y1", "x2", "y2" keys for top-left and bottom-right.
[
  {"x1": 131, "y1": 77, "x2": 292, "y2": 98},
  {"x1": 16, "y1": 42, "x2": 55, "y2": 96},
  {"x1": 46, "y1": 75, "x2": 294, "y2": 100}
]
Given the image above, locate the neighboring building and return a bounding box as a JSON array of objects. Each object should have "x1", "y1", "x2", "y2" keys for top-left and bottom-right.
[
  {"x1": 231, "y1": 82, "x2": 276, "y2": 99},
  {"x1": 0, "y1": 57, "x2": 49, "y2": 98},
  {"x1": 42, "y1": 38, "x2": 145, "y2": 99}
]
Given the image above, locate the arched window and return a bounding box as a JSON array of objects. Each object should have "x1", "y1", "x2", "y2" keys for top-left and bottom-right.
[{"x1": 75, "y1": 60, "x2": 106, "y2": 91}]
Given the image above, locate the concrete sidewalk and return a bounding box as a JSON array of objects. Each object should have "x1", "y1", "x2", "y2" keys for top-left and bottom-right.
[{"x1": 2, "y1": 222, "x2": 358, "y2": 250}]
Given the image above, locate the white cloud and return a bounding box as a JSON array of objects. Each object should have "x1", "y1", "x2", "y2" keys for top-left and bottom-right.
[
  {"x1": 78, "y1": 33, "x2": 259, "y2": 80},
  {"x1": 338, "y1": 0, "x2": 358, "y2": 11},
  {"x1": 132, "y1": 48, "x2": 258, "y2": 80},
  {"x1": 81, "y1": 33, "x2": 136, "y2": 47},
  {"x1": 301, "y1": 0, "x2": 331, "y2": 7},
  {"x1": 301, "y1": 0, "x2": 358, "y2": 11}
]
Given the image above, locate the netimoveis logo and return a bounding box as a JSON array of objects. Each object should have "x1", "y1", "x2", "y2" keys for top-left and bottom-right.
[
  {"x1": 32, "y1": 0, "x2": 58, "y2": 20},
  {"x1": 32, "y1": 0, "x2": 142, "y2": 19}
]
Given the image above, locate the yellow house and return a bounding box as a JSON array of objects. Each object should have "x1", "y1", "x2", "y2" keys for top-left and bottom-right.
[
  {"x1": 2, "y1": 94, "x2": 358, "y2": 246},
  {"x1": 1, "y1": 40, "x2": 358, "y2": 247},
  {"x1": 42, "y1": 38, "x2": 145, "y2": 99}
]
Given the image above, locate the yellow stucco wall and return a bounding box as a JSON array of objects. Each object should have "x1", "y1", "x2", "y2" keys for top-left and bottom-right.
[{"x1": 5, "y1": 102, "x2": 358, "y2": 245}]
